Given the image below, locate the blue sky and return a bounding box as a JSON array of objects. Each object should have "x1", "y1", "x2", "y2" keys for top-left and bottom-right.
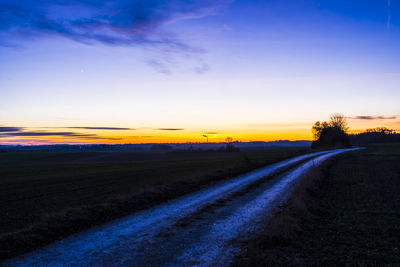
[{"x1": 0, "y1": 0, "x2": 399, "y2": 143}]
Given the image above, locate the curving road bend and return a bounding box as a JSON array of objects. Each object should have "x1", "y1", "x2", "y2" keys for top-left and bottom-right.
[{"x1": 3, "y1": 148, "x2": 360, "y2": 267}]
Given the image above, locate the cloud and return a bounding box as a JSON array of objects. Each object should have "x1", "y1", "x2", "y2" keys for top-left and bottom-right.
[
  {"x1": 0, "y1": 126, "x2": 187, "y2": 142},
  {"x1": 96, "y1": 137, "x2": 123, "y2": 141},
  {"x1": 146, "y1": 59, "x2": 172, "y2": 75},
  {"x1": 350, "y1": 116, "x2": 398, "y2": 120},
  {"x1": 155, "y1": 128, "x2": 184, "y2": 131},
  {"x1": 0, "y1": 127, "x2": 24, "y2": 132},
  {"x1": 67, "y1": 127, "x2": 135, "y2": 130},
  {"x1": 0, "y1": 131, "x2": 96, "y2": 137},
  {"x1": 194, "y1": 63, "x2": 210, "y2": 74},
  {"x1": 1, "y1": 0, "x2": 232, "y2": 51},
  {"x1": 204, "y1": 132, "x2": 219, "y2": 134},
  {"x1": 1, "y1": 0, "x2": 233, "y2": 73},
  {"x1": 0, "y1": 130, "x2": 123, "y2": 140}
]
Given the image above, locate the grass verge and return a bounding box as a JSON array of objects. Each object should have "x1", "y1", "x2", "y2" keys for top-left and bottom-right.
[{"x1": 234, "y1": 143, "x2": 400, "y2": 266}]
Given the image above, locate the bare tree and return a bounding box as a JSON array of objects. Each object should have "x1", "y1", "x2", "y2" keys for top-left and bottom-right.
[
  {"x1": 225, "y1": 137, "x2": 235, "y2": 151},
  {"x1": 225, "y1": 137, "x2": 233, "y2": 143},
  {"x1": 329, "y1": 113, "x2": 348, "y2": 132},
  {"x1": 312, "y1": 113, "x2": 349, "y2": 141}
]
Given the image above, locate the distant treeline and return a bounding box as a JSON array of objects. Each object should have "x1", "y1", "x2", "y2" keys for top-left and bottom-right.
[
  {"x1": 350, "y1": 127, "x2": 400, "y2": 145},
  {"x1": 170, "y1": 144, "x2": 241, "y2": 153},
  {"x1": 311, "y1": 113, "x2": 400, "y2": 148}
]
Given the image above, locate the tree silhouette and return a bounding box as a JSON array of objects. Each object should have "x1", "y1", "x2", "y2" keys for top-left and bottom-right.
[
  {"x1": 365, "y1": 127, "x2": 395, "y2": 134},
  {"x1": 224, "y1": 137, "x2": 239, "y2": 152},
  {"x1": 312, "y1": 121, "x2": 329, "y2": 140},
  {"x1": 329, "y1": 113, "x2": 349, "y2": 132},
  {"x1": 312, "y1": 113, "x2": 348, "y2": 140},
  {"x1": 350, "y1": 127, "x2": 400, "y2": 144},
  {"x1": 311, "y1": 113, "x2": 351, "y2": 149}
]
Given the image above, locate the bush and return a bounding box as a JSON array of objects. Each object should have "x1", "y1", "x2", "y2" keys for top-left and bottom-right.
[
  {"x1": 312, "y1": 127, "x2": 351, "y2": 149},
  {"x1": 311, "y1": 113, "x2": 351, "y2": 149}
]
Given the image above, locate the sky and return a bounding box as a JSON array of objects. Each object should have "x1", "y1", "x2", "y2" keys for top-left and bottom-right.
[{"x1": 1, "y1": 0, "x2": 399, "y2": 144}]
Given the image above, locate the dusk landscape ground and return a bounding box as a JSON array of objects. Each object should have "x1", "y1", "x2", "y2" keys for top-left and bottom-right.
[
  {"x1": 1, "y1": 0, "x2": 400, "y2": 266},
  {"x1": 1, "y1": 142, "x2": 399, "y2": 265},
  {"x1": 0, "y1": 146, "x2": 308, "y2": 260}
]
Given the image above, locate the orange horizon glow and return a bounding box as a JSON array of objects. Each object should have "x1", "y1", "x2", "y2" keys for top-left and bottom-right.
[{"x1": 1, "y1": 117, "x2": 399, "y2": 145}]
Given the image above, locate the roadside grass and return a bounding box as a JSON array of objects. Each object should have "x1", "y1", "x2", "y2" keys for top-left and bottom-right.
[
  {"x1": 0, "y1": 147, "x2": 308, "y2": 260},
  {"x1": 234, "y1": 143, "x2": 400, "y2": 266}
]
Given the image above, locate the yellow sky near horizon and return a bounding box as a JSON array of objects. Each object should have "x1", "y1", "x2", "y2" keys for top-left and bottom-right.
[{"x1": 1, "y1": 116, "x2": 399, "y2": 144}]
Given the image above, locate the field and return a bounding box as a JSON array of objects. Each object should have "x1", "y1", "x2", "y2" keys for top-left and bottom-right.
[
  {"x1": 0, "y1": 146, "x2": 308, "y2": 260},
  {"x1": 234, "y1": 143, "x2": 400, "y2": 265}
]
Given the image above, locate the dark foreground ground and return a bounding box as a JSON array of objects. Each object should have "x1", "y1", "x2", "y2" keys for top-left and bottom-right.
[
  {"x1": 234, "y1": 143, "x2": 400, "y2": 266},
  {"x1": 0, "y1": 146, "x2": 308, "y2": 260}
]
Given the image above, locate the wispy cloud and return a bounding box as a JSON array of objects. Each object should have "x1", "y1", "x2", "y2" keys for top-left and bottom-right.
[
  {"x1": 0, "y1": 131, "x2": 96, "y2": 137},
  {"x1": 194, "y1": 63, "x2": 210, "y2": 74},
  {"x1": 350, "y1": 115, "x2": 398, "y2": 120},
  {"x1": 146, "y1": 59, "x2": 172, "y2": 75},
  {"x1": 0, "y1": 129, "x2": 123, "y2": 141},
  {"x1": 0, "y1": 125, "x2": 189, "y2": 143},
  {"x1": 67, "y1": 127, "x2": 135, "y2": 130},
  {"x1": 1, "y1": 0, "x2": 232, "y2": 50},
  {"x1": 1, "y1": 0, "x2": 233, "y2": 73},
  {"x1": 0, "y1": 127, "x2": 24, "y2": 132},
  {"x1": 156, "y1": 128, "x2": 184, "y2": 131}
]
